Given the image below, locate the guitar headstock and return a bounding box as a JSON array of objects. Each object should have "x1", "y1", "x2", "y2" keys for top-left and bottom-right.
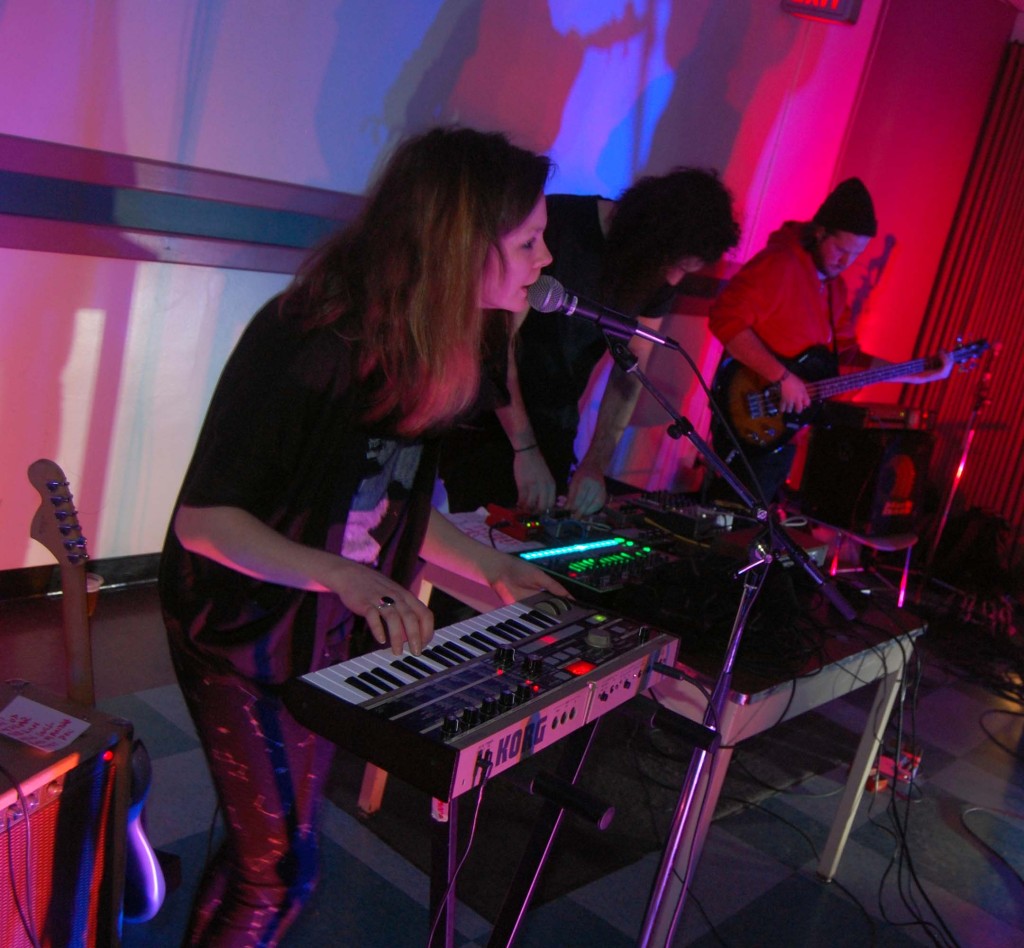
[
  {"x1": 28, "y1": 458, "x2": 89, "y2": 569},
  {"x1": 952, "y1": 339, "x2": 991, "y2": 367}
]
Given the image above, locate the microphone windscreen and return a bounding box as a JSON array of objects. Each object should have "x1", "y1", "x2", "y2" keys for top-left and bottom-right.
[{"x1": 526, "y1": 275, "x2": 565, "y2": 313}]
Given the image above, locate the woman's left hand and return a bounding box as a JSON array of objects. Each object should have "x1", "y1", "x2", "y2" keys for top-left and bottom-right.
[
  {"x1": 481, "y1": 550, "x2": 569, "y2": 605},
  {"x1": 421, "y1": 507, "x2": 569, "y2": 607}
]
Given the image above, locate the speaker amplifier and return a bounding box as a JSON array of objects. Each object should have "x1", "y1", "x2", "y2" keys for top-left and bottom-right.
[
  {"x1": 0, "y1": 681, "x2": 132, "y2": 948},
  {"x1": 800, "y1": 426, "x2": 934, "y2": 536}
]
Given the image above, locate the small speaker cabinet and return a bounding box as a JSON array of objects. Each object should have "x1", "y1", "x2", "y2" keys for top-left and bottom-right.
[
  {"x1": 800, "y1": 426, "x2": 934, "y2": 536},
  {"x1": 0, "y1": 681, "x2": 131, "y2": 948}
]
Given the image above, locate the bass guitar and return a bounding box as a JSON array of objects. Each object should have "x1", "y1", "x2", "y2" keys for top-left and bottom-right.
[
  {"x1": 713, "y1": 340, "x2": 989, "y2": 453},
  {"x1": 27, "y1": 459, "x2": 167, "y2": 924}
]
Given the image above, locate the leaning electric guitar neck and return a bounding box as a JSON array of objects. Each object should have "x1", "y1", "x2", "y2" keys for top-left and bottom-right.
[
  {"x1": 27, "y1": 458, "x2": 168, "y2": 922},
  {"x1": 716, "y1": 339, "x2": 989, "y2": 453},
  {"x1": 28, "y1": 458, "x2": 96, "y2": 707}
]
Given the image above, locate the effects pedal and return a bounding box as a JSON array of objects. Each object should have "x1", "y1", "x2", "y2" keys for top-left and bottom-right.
[{"x1": 485, "y1": 504, "x2": 544, "y2": 542}]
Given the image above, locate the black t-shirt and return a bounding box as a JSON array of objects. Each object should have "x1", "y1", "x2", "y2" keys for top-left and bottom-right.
[
  {"x1": 159, "y1": 294, "x2": 437, "y2": 683},
  {"x1": 516, "y1": 194, "x2": 611, "y2": 440},
  {"x1": 440, "y1": 194, "x2": 676, "y2": 509}
]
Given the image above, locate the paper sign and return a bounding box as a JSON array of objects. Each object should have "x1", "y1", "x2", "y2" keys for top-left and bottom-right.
[{"x1": 0, "y1": 696, "x2": 90, "y2": 752}]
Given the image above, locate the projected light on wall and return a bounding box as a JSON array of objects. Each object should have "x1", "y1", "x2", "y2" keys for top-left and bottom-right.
[{"x1": 545, "y1": 0, "x2": 678, "y2": 195}]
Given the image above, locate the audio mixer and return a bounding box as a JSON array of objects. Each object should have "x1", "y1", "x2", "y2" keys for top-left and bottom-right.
[{"x1": 493, "y1": 492, "x2": 742, "y2": 598}]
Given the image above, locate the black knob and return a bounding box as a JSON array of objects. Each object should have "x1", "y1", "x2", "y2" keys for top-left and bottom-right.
[{"x1": 523, "y1": 656, "x2": 544, "y2": 677}]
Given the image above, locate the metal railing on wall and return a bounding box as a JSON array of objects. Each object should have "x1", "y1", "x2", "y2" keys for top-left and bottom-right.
[{"x1": 0, "y1": 133, "x2": 363, "y2": 272}]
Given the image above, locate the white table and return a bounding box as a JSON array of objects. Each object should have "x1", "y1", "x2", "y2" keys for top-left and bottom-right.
[{"x1": 639, "y1": 606, "x2": 924, "y2": 945}]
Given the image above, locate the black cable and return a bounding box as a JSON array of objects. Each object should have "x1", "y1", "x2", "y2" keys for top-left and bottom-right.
[
  {"x1": 959, "y1": 805, "x2": 1024, "y2": 889},
  {"x1": 715, "y1": 793, "x2": 880, "y2": 947},
  {"x1": 685, "y1": 888, "x2": 731, "y2": 946},
  {"x1": 622, "y1": 709, "x2": 730, "y2": 948},
  {"x1": 728, "y1": 751, "x2": 844, "y2": 799},
  {"x1": 425, "y1": 754, "x2": 492, "y2": 946},
  {"x1": 978, "y1": 708, "x2": 1024, "y2": 760},
  {"x1": 487, "y1": 522, "x2": 508, "y2": 549},
  {"x1": 625, "y1": 711, "x2": 676, "y2": 847},
  {"x1": 868, "y1": 657, "x2": 962, "y2": 948}
]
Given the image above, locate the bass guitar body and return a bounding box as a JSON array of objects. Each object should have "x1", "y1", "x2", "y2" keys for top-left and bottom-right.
[{"x1": 712, "y1": 346, "x2": 837, "y2": 454}]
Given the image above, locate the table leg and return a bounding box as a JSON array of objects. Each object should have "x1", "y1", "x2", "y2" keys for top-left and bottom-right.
[{"x1": 817, "y1": 665, "x2": 904, "y2": 881}]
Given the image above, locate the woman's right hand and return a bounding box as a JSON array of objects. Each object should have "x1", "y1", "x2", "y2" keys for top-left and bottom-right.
[
  {"x1": 174, "y1": 504, "x2": 434, "y2": 656},
  {"x1": 320, "y1": 558, "x2": 435, "y2": 656}
]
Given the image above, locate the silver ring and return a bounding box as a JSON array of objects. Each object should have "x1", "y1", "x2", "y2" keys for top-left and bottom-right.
[{"x1": 377, "y1": 595, "x2": 396, "y2": 609}]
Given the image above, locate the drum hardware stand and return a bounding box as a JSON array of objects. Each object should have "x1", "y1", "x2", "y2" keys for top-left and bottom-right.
[
  {"x1": 920, "y1": 347, "x2": 997, "y2": 589},
  {"x1": 600, "y1": 339, "x2": 856, "y2": 946}
]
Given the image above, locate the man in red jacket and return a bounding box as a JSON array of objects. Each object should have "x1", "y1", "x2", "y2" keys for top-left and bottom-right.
[{"x1": 708, "y1": 177, "x2": 951, "y2": 503}]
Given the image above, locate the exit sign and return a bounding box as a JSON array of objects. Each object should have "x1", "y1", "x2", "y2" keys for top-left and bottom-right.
[{"x1": 782, "y1": 0, "x2": 862, "y2": 24}]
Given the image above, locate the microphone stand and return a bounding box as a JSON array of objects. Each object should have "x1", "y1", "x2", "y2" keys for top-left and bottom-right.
[
  {"x1": 603, "y1": 339, "x2": 855, "y2": 621},
  {"x1": 598, "y1": 339, "x2": 855, "y2": 947}
]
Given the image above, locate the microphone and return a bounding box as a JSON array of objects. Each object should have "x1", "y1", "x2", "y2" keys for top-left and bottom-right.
[{"x1": 526, "y1": 275, "x2": 679, "y2": 350}]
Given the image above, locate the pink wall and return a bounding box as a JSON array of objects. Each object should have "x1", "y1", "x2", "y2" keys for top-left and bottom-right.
[
  {"x1": 837, "y1": 0, "x2": 1017, "y2": 367},
  {"x1": 0, "y1": 1, "x2": 1018, "y2": 569}
]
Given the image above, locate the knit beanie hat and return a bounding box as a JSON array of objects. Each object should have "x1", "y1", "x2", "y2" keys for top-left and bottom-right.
[{"x1": 813, "y1": 178, "x2": 877, "y2": 237}]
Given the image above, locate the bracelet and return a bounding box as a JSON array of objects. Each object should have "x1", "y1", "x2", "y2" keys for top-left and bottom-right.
[
  {"x1": 513, "y1": 443, "x2": 538, "y2": 453},
  {"x1": 775, "y1": 368, "x2": 790, "y2": 385}
]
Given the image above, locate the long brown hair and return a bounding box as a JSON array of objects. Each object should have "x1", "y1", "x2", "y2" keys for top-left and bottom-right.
[{"x1": 287, "y1": 127, "x2": 551, "y2": 436}]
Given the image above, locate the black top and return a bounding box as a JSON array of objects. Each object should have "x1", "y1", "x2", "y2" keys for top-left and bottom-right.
[
  {"x1": 440, "y1": 194, "x2": 675, "y2": 510},
  {"x1": 159, "y1": 294, "x2": 438, "y2": 684},
  {"x1": 516, "y1": 194, "x2": 611, "y2": 443}
]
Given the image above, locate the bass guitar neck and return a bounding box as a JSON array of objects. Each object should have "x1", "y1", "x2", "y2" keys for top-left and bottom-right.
[{"x1": 715, "y1": 339, "x2": 989, "y2": 454}]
